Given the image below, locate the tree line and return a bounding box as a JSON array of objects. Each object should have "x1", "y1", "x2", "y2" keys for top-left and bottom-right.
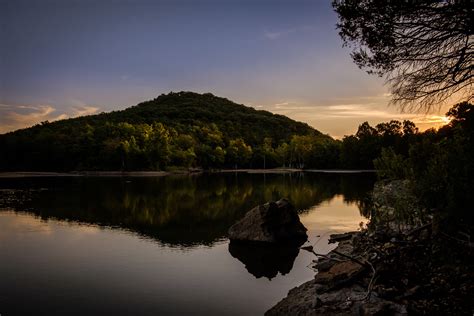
[
  {"x1": 373, "y1": 101, "x2": 474, "y2": 225},
  {"x1": 0, "y1": 118, "x2": 337, "y2": 171},
  {"x1": 0, "y1": 93, "x2": 470, "y2": 175},
  {"x1": 0, "y1": 111, "x2": 448, "y2": 172}
]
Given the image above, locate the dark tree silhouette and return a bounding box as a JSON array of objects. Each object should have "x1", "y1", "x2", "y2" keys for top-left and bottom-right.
[{"x1": 333, "y1": 0, "x2": 473, "y2": 111}]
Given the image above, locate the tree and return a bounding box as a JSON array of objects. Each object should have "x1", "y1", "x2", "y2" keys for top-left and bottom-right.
[
  {"x1": 262, "y1": 137, "x2": 274, "y2": 169},
  {"x1": 446, "y1": 101, "x2": 474, "y2": 130},
  {"x1": 402, "y1": 120, "x2": 418, "y2": 136},
  {"x1": 275, "y1": 142, "x2": 290, "y2": 167},
  {"x1": 145, "y1": 122, "x2": 171, "y2": 170},
  {"x1": 289, "y1": 135, "x2": 313, "y2": 168},
  {"x1": 356, "y1": 122, "x2": 378, "y2": 139},
  {"x1": 226, "y1": 138, "x2": 253, "y2": 168},
  {"x1": 333, "y1": 0, "x2": 473, "y2": 111}
]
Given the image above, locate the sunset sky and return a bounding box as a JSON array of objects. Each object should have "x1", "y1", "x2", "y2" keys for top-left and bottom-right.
[{"x1": 0, "y1": 0, "x2": 450, "y2": 137}]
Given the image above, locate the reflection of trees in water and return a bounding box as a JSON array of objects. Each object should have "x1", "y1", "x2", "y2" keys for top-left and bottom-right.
[{"x1": 0, "y1": 173, "x2": 375, "y2": 246}]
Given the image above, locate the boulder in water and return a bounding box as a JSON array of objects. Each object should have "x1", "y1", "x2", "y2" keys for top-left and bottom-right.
[{"x1": 228, "y1": 199, "x2": 307, "y2": 244}]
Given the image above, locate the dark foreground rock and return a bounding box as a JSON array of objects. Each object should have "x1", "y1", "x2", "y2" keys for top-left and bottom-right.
[
  {"x1": 267, "y1": 228, "x2": 474, "y2": 315},
  {"x1": 228, "y1": 199, "x2": 307, "y2": 244},
  {"x1": 266, "y1": 234, "x2": 408, "y2": 316},
  {"x1": 267, "y1": 181, "x2": 473, "y2": 315},
  {"x1": 266, "y1": 279, "x2": 407, "y2": 316}
]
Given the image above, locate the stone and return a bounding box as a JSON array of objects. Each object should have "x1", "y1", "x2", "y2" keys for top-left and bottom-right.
[
  {"x1": 355, "y1": 300, "x2": 408, "y2": 316},
  {"x1": 314, "y1": 258, "x2": 337, "y2": 272},
  {"x1": 265, "y1": 279, "x2": 320, "y2": 316},
  {"x1": 228, "y1": 199, "x2": 307, "y2": 244},
  {"x1": 314, "y1": 260, "x2": 365, "y2": 289},
  {"x1": 328, "y1": 232, "x2": 357, "y2": 243},
  {"x1": 331, "y1": 240, "x2": 355, "y2": 258},
  {"x1": 266, "y1": 281, "x2": 369, "y2": 316}
]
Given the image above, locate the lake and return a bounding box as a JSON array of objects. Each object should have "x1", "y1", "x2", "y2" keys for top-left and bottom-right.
[{"x1": 0, "y1": 172, "x2": 375, "y2": 315}]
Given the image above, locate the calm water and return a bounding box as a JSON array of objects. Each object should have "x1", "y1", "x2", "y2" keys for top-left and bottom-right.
[{"x1": 0, "y1": 172, "x2": 374, "y2": 315}]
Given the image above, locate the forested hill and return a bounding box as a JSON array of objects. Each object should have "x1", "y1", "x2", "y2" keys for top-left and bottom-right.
[
  {"x1": 106, "y1": 91, "x2": 319, "y2": 144},
  {"x1": 0, "y1": 92, "x2": 336, "y2": 171}
]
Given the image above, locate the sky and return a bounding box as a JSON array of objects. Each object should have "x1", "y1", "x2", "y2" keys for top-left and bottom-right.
[{"x1": 0, "y1": 0, "x2": 450, "y2": 137}]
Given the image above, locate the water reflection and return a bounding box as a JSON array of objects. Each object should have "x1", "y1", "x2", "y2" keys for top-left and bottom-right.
[
  {"x1": 0, "y1": 173, "x2": 376, "y2": 316},
  {"x1": 228, "y1": 241, "x2": 301, "y2": 279},
  {"x1": 0, "y1": 173, "x2": 375, "y2": 247}
]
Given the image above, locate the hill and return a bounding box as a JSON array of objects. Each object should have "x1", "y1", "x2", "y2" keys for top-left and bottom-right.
[{"x1": 0, "y1": 92, "x2": 337, "y2": 171}]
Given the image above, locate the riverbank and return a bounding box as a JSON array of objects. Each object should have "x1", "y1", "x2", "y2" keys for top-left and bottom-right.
[
  {"x1": 0, "y1": 169, "x2": 375, "y2": 178},
  {"x1": 267, "y1": 227, "x2": 473, "y2": 315},
  {"x1": 266, "y1": 181, "x2": 474, "y2": 315},
  {"x1": 0, "y1": 171, "x2": 172, "y2": 178}
]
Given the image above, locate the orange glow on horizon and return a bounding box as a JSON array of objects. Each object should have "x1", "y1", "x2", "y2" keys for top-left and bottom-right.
[{"x1": 413, "y1": 115, "x2": 451, "y2": 131}]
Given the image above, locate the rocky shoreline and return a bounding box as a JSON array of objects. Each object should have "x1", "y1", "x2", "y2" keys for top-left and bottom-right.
[
  {"x1": 266, "y1": 231, "x2": 407, "y2": 315},
  {"x1": 266, "y1": 181, "x2": 473, "y2": 315}
]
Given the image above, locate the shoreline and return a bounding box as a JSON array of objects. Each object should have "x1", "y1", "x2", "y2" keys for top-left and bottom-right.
[
  {"x1": 266, "y1": 224, "x2": 473, "y2": 315},
  {"x1": 0, "y1": 169, "x2": 375, "y2": 178},
  {"x1": 266, "y1": 231, "x2": 408, "y2": 315}
]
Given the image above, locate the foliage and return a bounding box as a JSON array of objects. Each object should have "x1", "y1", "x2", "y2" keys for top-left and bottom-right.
[
  {"x1": 333, "y1": 0, "x2": 473, "y2": 110},
  {"x1": 373, "y1": 148, "x2": 408, "y2": 180},
  {"x1": 373, "y1": 102, "x2": 474, "y2": 225},
  {"x1": 368, "y1": 180, "x2": 426, "y2": 230},
  {"x1": 0, "y1": 92, "x2": 337, "y2": 171},
  {"x1": 0, "y1": 91, "x2": 424, "y2": 172},
  {"x1": 340, "y1": 119, "x2": 418, "y2": 169}
]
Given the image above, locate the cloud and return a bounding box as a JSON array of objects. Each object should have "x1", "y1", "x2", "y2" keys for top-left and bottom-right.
[
  {"x1": 273, "y1": 101, "x2": 293, "y2": 107},
  {"x1": 0, "y1": 104, "x2": 61, "y2": 133},
  {"x1": 72, "y1": 105, "x2": 99, "y2": 117},
  {"x1": 259, "y1": 95, "x2": 450, "y2": 139},
  {"x1": 263, "y1": 25, "x2": 314, "y2": 40},
  {"x1": 412, "y1": 115, "x2": 450, "y2": 125},
  {"x1": 0, "y1": 103, "x2": 100, "y2": 134},
  {"x1": 264, "y1": 30, "x2": 286, "y2": 40}
]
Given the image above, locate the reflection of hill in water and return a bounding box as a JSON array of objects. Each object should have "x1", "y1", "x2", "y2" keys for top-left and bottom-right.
[{"x1": 0, "y1": 173, "x2": 375, "y2": 246}]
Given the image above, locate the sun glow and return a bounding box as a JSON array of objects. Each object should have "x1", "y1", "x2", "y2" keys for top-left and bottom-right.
[{"x1": 412, "y1": 115, "x2": 451, "y2": 131}]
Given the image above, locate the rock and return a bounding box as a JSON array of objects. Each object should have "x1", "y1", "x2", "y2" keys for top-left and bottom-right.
[
  {"x1": 266, "y1": 229, "x2": 411, "y2": 316},
  {"x1": 331, "y1": 240, "x2": 355, "y2": 258},
  {"x1": 266, "y1": 281, "x2": 368, "y2": 316},
  {"x1": 355, "y1": 300, "x2": 407, "y2": 315},
  {"x1": 375, "y1": 286, "x2": 400, "y2": 299},
  {"x1": 314, "y1": 260, "x2": 365, "y2": 290},
  {"x1": 328, "y1": 232, "x2": 357, "y2": 243},
  {"x1": 265, "y1": 279, "x2": 321, "y2": 316},
  {"x1": 402, "y1": 285, "x2": 421, "y2": 298},
  {"x1": 228, "y1": 199, "x2": 307, "y2": 244},
  {"x1": 314, "y1": 258, "x2": 337, "y2": 272}
]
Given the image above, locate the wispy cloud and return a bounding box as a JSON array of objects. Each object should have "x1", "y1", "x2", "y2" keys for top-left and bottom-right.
[
  {"x1": 264, "y1": 30, "x2": 287, "y2": 40},
  {"x1": 263, "y1": 25, "x2": 314, "y2": 40},
  {"x1": 0, "y1": 103, "x2": 100, "y2": 134},
  {"x1": 0, "y1": 105, "x2": 63, "y2": 133},
  {"x1": 258, "y1": 95, "x2": 450, "y2": 138},
  {"x1": 412, "y1": 115, "x2": 450, "y2": 125},
  {"x1": 72, "y1": 105, "x2": 99, "y2": 117},
  {"x1": 273, "y1": 101, "x2": 293, "y2": 107}
]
